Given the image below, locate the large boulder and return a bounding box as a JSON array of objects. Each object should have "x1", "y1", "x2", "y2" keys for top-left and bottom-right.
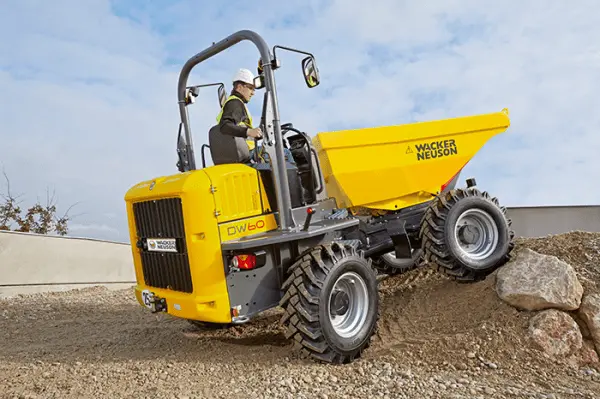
[
  {"x1": 579, "y1": 293, "x2": 600, "y2": 354},
  {"x1": 579, "y1": 340, "x2": 600, "y2": 365},
  {"x1": 495, "y1": 248, "x2": 583, "y2": 311},
  {"x1": 528, "y1": 309, "x2": 583, "y2": 357}
]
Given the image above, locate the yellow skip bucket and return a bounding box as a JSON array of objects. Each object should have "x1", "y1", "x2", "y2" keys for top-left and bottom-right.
[{"x1": 312, "y1": 109, "x2": 511, "y2": 210}]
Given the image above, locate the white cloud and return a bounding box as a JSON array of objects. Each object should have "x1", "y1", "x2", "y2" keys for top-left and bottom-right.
[
  {"x1": 68, "y1": 222, "x2": 122, "y2": 239},
  {"x1": 1, "y1": 0, "x2": 599, "y2": 242}
]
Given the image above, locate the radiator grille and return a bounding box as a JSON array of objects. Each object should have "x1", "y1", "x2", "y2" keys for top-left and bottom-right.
[{"x1": 133, "y1": 198, "x2": 193, "y2": 293}]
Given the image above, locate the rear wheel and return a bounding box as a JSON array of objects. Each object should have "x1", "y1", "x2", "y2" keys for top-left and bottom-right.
[
  {"x1": 419, "y1": 187, "x2": 515, "y2": 282},
  {"x1": 279, "y1": 242, "x2": 379, "y2": 364}
]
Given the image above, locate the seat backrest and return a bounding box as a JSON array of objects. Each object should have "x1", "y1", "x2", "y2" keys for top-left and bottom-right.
[{"x1": 208, "y1": 124, "x2": 250, "y2": 165}]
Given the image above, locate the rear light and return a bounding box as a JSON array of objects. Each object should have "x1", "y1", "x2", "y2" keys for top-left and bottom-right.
[
  {"x1": 233, "y1": 254, "x2": 256, "y2": 270},
  {"x1": 229, "y1": 250, "x2": 266, "y2": 271}
]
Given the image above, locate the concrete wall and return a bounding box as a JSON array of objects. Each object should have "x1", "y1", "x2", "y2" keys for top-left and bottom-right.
[
  {"x1": 1, "y1": 205, "x2": 599, "y2": 298},
  {"x1": 506, "y1": 205, "x2": 600, "y2": 238},
  {"x1": 0, "y1": 230, "x2": 135, "y2": 298}
]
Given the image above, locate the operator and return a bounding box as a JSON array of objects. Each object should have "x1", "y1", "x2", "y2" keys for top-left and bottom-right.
[
  {"x1": 211, "y1": 68, "x2": 263, "y2": 164},
  {"x1": 211, "y1": 67, "x2": 296, "y2": 165}
]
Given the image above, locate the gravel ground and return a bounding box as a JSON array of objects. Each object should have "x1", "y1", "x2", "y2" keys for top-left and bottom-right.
[{"x1": 2, "y1": 232, "x2": 600, "y2": 398}]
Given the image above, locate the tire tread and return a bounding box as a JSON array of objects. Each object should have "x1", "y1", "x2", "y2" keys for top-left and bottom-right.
[
  {"x1": 279, "y1": 242, "x2": 378, "y2": 364},
  {"x1": 419, "y1": 187, "x2": 515, "y2": 282}
]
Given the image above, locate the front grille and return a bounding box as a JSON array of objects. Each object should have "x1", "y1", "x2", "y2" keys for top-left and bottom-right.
[{"x1": 133, "y1": 198, "x2": 193, "y2": 293}]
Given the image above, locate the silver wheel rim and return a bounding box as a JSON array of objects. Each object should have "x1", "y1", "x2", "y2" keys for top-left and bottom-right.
[
  {"x1": 454, "y1": 209, "x2": 499, "y2": 262},
  {"x1": 328, "y1": 271, "x2": 368, "y2": 338}
]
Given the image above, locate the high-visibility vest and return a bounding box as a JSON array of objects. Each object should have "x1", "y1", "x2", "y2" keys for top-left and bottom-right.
[{"x1": 216, "y1": 95, "x2": 255, "y2": 150}]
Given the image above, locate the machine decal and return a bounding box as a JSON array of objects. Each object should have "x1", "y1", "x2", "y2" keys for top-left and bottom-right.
[
  {"x1": 227, "y1": 219, "x2": 265, "y2": 236},
  {"x1": 147, "y1": 238, "x2": 177, "y2": 252},
  {"x1": 220, "y1": 214, "x2": 277, "y2": 240},
  {"x1": 415, "y1": 139, "x2": 458, "y2": 161}
]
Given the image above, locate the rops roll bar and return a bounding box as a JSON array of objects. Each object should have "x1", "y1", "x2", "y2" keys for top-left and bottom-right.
[{"x1": 175, "y1": 30, "x2": 294, "y2": 230}]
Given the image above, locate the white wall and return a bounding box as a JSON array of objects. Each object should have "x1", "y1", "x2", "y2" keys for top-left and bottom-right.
[
  {"x1": 506, "y1": 205, "x2": 600, "y2": 237},
  {"x1": 0, "y1": 230, "x2": 135, "y2": 298}
]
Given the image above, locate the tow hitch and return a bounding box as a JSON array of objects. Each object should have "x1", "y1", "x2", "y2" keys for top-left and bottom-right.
[{"x1": 141, "y1": 289, "x2": 167, "y2": 313}]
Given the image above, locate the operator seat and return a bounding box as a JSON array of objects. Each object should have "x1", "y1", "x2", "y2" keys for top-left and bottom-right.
[
  {"x1": 208, "y1": 124, "x2": 251, "y2": 165},
  {"x1": 208, "y1": 123, "x2": 305, "y2": 210}
]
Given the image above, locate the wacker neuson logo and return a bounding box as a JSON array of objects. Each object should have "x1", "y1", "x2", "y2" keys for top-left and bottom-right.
[
  {"x1": 412, "y1": 139, "x2": 458, "y2": 161},
  {"x1": 147, "y1": 238, "x2": 177, "y2": 252}
]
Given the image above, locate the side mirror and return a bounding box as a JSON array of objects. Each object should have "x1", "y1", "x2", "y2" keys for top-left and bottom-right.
[
  {"x1": 257, "y1": 58, "x2": 263, "y2": 75},
  {"x1": 218, "y1": 85, "x2": 226, "y2": 108},
  {"x1": 185, "y1": 86, "x2": 200, "y2": 105},
  {"x1": 253, "y1": 75, "x2": 265, "y2": 90},
  {"x1": 302, "y1": 56, "x2": 320, "y2": 88}
]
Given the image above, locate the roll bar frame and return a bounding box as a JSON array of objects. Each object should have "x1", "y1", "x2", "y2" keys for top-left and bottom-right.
[{"x1": 175, "y1": 30, "x2": 295, "y2": 231}]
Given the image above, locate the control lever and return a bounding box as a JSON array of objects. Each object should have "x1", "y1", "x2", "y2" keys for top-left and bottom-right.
[{"x1": 303, "y1": 207, "x2": 315, "y2": 231}]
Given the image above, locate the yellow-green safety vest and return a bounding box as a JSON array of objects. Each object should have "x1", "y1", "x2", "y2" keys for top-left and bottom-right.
[{"x1": 216, "y1": 95, "x2": 255, "y2": 150}]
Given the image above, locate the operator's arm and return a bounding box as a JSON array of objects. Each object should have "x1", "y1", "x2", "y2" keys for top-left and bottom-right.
[{"x1": 219, "y1": 100, "x2": 248, "y2": 138}]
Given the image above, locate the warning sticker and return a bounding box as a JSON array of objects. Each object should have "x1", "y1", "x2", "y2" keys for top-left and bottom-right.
[
  {"x1": 415, "y1": 139, "x2": 458, "y2": 161},
  {"x1": 406, "y1": 146, "x2": 413, "y2": 154}
]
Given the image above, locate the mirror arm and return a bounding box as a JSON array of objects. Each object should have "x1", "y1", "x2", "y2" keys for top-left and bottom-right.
[
  {"x1": 186, "y1": 82, "x2": 225, "y2": 91},
  {"x1": 186, "y1": 82, "x2": 226, "y2": 106},
  {"x1": 272, "y1": 45, "x2": 315, "y2": 62}
]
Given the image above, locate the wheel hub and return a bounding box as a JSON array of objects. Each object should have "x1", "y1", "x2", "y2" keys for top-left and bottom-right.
[
  {"x1": 330, "y1": 290, "x2": 350, "y2": 315},
  {"x1": 328, "y1": 271, "x2": 369, "y2": 338},
  {"x1": 454, "y1": 208, "x2": 499, "y2": 263},
  {"x1": 458, "y1": 224, "x2": 480, "y2": 245}
]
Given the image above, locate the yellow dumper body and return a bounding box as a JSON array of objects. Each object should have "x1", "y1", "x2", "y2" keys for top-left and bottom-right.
[
  {"x1": 312, "y1": 109, "x2": 511, "y2": 210},
  {"x1": 123, "y1": 108, "x2": 511, "y2": 325}
]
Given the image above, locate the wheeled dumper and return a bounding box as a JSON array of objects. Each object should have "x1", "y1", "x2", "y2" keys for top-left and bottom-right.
[{"x1": 124, "y1": 30, "x2": 515, "y2": 364}]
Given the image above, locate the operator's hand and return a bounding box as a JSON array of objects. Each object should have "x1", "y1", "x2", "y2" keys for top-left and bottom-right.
[{"x1": 247, "y1": 127, "x2": 263, "y2": 139}]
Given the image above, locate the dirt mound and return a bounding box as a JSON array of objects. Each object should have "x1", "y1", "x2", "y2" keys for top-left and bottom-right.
[
  {"x1": 368, "y1": 232, "x2": 600, "y2": 369},
  {"x1": 369, "y1": 267, "x2": 530, "y2": 368}
]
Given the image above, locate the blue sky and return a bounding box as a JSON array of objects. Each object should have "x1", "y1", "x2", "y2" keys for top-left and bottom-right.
[{"x1": 1, "y1": 0, "x2": 599, "y2": 242}]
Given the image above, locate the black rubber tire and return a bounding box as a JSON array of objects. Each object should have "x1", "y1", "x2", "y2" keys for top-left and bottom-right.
[
  {"x1": 419, "y1": 187, "x2": 515, "y2": 282},
  {"x1": 372, "y1": 248, "x2": 423, "y2": 276},
  {"x1": 279, "y1": 242, "x2": 379, "y2": 364}
]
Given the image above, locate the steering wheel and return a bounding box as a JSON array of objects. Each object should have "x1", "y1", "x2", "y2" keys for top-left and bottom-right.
[
  {"x1": 251, "y1": 122, "x2": 295, "y2": 164},
  {"x1": 281, "y1": 123, "x2": 296, "y2": 147}
]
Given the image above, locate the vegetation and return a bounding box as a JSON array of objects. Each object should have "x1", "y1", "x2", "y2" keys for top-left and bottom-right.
[{"x1": 0, "y1": 170, "x2": 78, "y2": 236}]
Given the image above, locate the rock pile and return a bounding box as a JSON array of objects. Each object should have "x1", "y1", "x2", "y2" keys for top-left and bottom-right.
[{"x1": 493, "y1": 241, "x2": 600, "y2": 366}]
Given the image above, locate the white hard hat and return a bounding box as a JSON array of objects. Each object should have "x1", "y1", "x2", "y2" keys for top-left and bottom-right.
[{"x1": 232, "y1": 68, "x2": 255, "y2": 86}]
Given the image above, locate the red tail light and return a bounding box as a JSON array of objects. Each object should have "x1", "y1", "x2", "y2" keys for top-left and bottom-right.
[{"x1": 233, "y1": 254, "x2": 257, "y2": 270}]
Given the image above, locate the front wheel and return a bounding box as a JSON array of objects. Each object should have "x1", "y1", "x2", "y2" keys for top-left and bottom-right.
[
  {"x1": 279, "y1": 242, "x2": 379, "y2": 364},
  {"x1": 419, "y1": 187, "x2": 515, "y2": 282}
]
